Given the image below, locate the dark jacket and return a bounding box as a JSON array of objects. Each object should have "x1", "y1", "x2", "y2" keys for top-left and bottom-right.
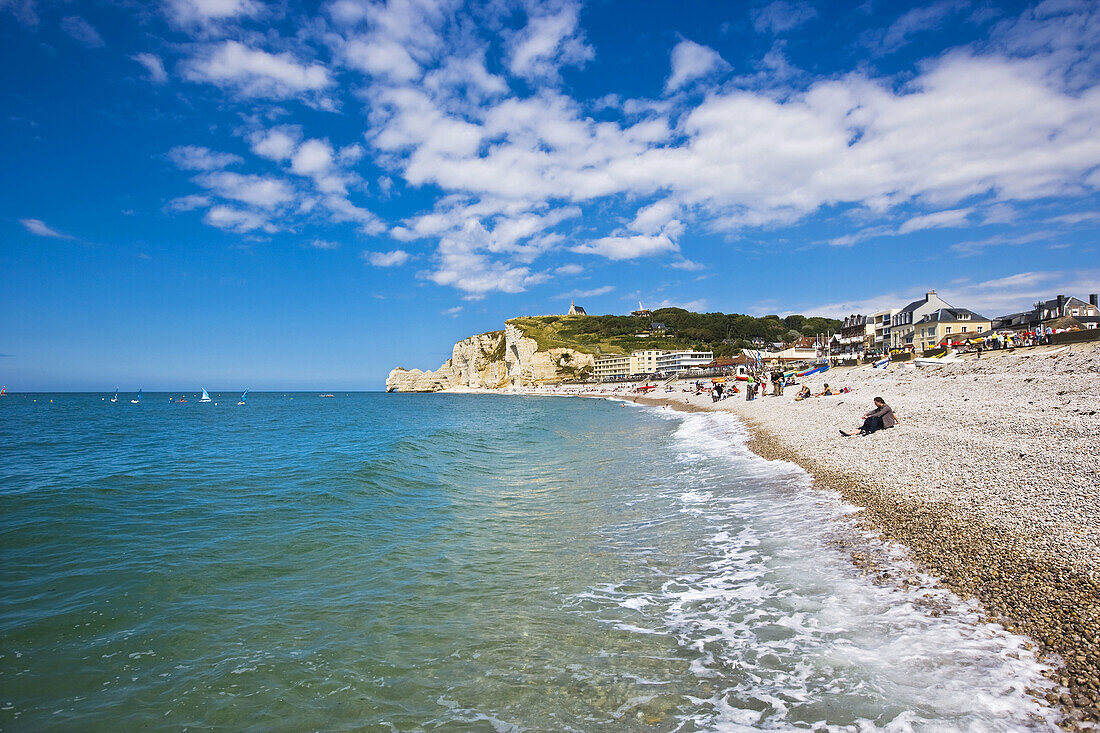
[{"x1": 867, "y1": 403, "x2": 896, "y2": 428}]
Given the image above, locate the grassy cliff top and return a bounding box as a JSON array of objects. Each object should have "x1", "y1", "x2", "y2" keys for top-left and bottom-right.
[
  {"x1": 507, "y1": 316, "x2": 686, "y2": 355},
  {"x1": 507, "y1": 309, "x2": 843, "y2": 358}
]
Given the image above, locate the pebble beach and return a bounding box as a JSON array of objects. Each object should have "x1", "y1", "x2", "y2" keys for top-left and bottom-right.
[{"x1": 619, "y1": 342, "x2": 1100, "y2": 728}]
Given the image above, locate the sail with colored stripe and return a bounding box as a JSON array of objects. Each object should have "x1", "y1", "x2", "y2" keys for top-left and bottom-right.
[{"x1": 200, "y1": 389, "x2": 211, "y2": 403}]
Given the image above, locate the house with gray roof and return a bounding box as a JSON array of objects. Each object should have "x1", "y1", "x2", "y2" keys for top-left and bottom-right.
[
  {"x1": 890, "y1": 290, "x2": 953, "y2": 350},
  {"x1": 911, "y1": 307, "x2": 991, "y2": 351}
]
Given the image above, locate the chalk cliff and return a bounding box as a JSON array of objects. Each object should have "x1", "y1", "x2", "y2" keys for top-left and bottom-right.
[{"x1": 386, "y1": 324, "x2": 595, "y2": 392}]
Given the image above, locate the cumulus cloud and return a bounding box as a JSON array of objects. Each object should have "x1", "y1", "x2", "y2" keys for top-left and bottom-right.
[
  {"x1": 365, "y1": 249, "x2": 410, "y2": 266},
  {"x1": 19, "y1": 218, "x2": 72, "y2": 238},
  {"x1": 203, "y1": 205, "x2": 275, "y2": 233},
  {"x1": 506, "y1": 1, "x2": 593, "y2": 81},
  {"x1": 167, "y1": 0, "x2": 261, "y2": 25},
  {"x1": 665, "y1": 40, "x2": 727, "y2": 93},
  {"x1": 183, "y1": 41, "x2": 333, "y2": 101},
  {"x1": 167, "y1": 145, "x2": 242, "y2": 170},
  {"x1": 132, "y1": 53, "x2": 168, "y2": 83},
  {"x1": 166, "y1": 194, "x2": 213, "y2": 211},
  {"x1": 555, "y1": 263, "x2": 584, "y2": 276},
  {"x1": 61, "y1": 15, "x2": 104, "y2": 48},
  {"x1": 194, "y1": 171, "x2": 295, "y2": 208},
  {"x1": 572, "y1": 233, "x2": 678, "y2": 260},
  {"x1": 752, "y1": 1, "x2": 818, "y2": 34},
  {"x1": 152, "y1": 0, "x2": 1100, "y2": 299}
]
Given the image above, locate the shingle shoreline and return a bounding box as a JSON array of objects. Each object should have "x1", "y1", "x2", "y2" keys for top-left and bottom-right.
[{"x1": 629, "y1": 343, "x2": 1100, "y2": 728}]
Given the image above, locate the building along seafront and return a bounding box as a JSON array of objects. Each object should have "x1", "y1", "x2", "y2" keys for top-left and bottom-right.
[
  {"x1": 911, "y1": 308, "x2": 991, "y2": 352},
  {"x1": 891, "y1": 291, "x2": 954, "y2": 350},
  {"x1": 994, "y1": 294, "x2": 1100, "y2": 332},
  {"x1": 593, "y1": 349, "x2": 713, "y2": 380}
]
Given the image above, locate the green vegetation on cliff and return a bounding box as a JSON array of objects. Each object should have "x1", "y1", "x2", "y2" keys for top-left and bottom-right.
[{"x1": 508, "y1": 309, "x2": 841, "y2": 357}]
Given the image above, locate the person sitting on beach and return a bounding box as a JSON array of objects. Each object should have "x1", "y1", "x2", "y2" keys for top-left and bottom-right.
[
  {"x1": 841, "y1": 397, "x2": 897, "y2": 436},
  {"x1": 794, "y1": 385, "x2": 811, "y2": 401},
  {"x1": 815, "y1": 383, "x2": 833, "y2": 397}
]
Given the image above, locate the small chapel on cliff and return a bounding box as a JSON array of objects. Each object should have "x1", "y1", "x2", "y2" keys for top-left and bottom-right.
[{"x1": 568, "y1": 300, "x2": 587, "y2": 316}]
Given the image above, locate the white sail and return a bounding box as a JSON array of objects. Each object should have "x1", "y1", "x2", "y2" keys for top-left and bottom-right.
[{"x1": 200, "y1": 388, "x2": 211, "y2": 402}]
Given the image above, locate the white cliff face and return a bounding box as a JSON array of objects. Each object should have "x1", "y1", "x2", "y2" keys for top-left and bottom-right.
[{"x1": 386, "y1": 324, "x2": 594, "y2": 392}]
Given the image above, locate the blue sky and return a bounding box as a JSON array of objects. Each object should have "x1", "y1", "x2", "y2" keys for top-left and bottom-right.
[{"x1": 2, "y1": 0, "x2": 1099, "y2": 390}]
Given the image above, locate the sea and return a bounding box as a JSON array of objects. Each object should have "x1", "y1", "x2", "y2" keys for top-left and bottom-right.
[{"x1": 0, "y1": 392, "x2": 1059, "y2": 732}]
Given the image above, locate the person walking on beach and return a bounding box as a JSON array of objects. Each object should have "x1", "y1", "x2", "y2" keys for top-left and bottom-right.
[{"x1": 841, "y1": 397, "x2": 896, "y2": 436}]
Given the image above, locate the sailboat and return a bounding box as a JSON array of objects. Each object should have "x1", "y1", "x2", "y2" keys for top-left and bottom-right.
[
  {"x1": 110, "y1": 388, "x2": 119, "y2": 403},
  {"x1": 0, "y1": 385, "x2": 7, "y2": 397},
  {"x1": 237, "y1": 390, "x2": 248, "y2": 406},
  {"x1": 131, "y1": 389, "x2": 142, "y2": 404},
  {"x1": 199, "y1": 388, "x2": 212, "y2": 403}
]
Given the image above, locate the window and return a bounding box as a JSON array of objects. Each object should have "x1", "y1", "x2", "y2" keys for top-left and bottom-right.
[
  {"x1": 945, "y1": 327, "x2": 952, "y2": 334},
  {"x1": 977, "y1": 326, "x2": 984, "y2": 332},
  {"x1": 961, "y1": 326, "x2": 968, "y2": 332}
]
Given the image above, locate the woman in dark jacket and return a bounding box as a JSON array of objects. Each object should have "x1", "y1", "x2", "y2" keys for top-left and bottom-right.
[{"x1": 841, "y1": 397, "x2": 896, "y2": 436}]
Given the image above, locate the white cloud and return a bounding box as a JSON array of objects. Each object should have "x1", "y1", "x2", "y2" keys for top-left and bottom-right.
[
  {"x1": 556, "y1": 284, "x2": 614, "y2": 298},
  {"x1": 630, "y1": 198, "x2": 680, "y2": 235},
  {"x1": 61, "y1": 15, "x2": 104, "y2": 48},
  {"x1": 507, "y1": 1, "x2": 593, "y2": 81},
  {"x1": 366, "y1": 249, "x2": 410, "y2": 266},
  {"x1": 555, "y1": 263, "x2": 584, "y2": 276},
  {"x1": 291, "y1": 139, "x2": 336, "y2": 178},
  {"x1": 167, "y1": 0, "x2": 260, "y2": 25},
  {"x1": 203, "y1": 205, "x2": 274, "y2": 233},
  {"x1": 151, "y1": 0, "x2": 1100, "y2": 301},
  {"x1": 132, "y1": 53, "x2": 168, "y2": 83},
  {"x1": 166, "y1": 194, "x2": 212, "y2": 211},
  {"x1": 310, "y1": 239, "x2": 340, "y2": 250},
  {"x1": 1047, "y1": 211, "x2": 1100, "y2": 226},
  {"x1": 949, "y1": 230, "x2": 1055, "y2": 256},
  {"x1": 665, "y1": 40, "x2": 726, "y2": 93},
  {"x1": 194, "y1": 171, "x2": 295, "y2": 208},
  {"x1": 896, "y1": 207, "x2": 973, "y2": 234},
  {"x1": 752, "y1": 1, "x2": 818, "y2": 34},
  {"x1": 652, "y1": 298, "x2": 708, "y2": 312},
  {"x1": 167, "y1": 145, "x2": 242, "y2": 170},
  {"x1": 867, "y1": 0, "x2": 967, "y2": 55},
  {"x1": 343, "y1": 36, "x2": 421, "y2": 82},
  {"x1": 249, "y1": 126, "x2": 300, "y2": 161},
  {"x1": 183, "y1": 41, "x2": 333, "y2": 101},
  {"x1": 442, "y1": 305, "x2": 463, "y2": 316},
  {"x1": 669, "y1": 258, "x2": 704, "y2": 271},
  {"x1": 571, "y1": 233, "x2": 678, "y2": 260},
  {"x1": 19, "y1": 218, "x2": 72, "y2": 238}
]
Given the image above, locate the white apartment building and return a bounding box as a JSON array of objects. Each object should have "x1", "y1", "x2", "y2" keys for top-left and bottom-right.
[
  {"x1": 871, "y1": 308, "x2": 899, "y2": 352},
  {"x1": 593, "y1": 349, "x2": 670, "y2": 379},
  {"x1": 593, "y1": 354, "x2": 632, "y2": 380},
  {"x1": 656, "y1": 351, "x2": 714, "y2": 373},
  {"x1": 632, "y1": 350, "x2": 665, "y2": 374}
]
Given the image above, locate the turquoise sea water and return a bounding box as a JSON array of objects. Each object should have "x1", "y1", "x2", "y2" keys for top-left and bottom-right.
[{"x1": 1, "y1": 392, "x2": 1057, "y2": 731}]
